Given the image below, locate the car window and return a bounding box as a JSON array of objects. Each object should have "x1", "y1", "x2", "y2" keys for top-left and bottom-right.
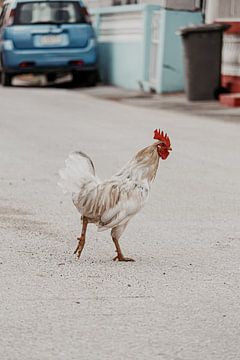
[{"x1": 14, "y1": 1, "x2": 86, "y2": 25}]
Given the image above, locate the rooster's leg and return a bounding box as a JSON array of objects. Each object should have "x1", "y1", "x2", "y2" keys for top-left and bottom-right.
[
  {"x1": 74, "y1": 216, "x2": 88, "y2": 259},
  {"x1": 111, "y1": 225, "x2": 135, "y2": 262}
]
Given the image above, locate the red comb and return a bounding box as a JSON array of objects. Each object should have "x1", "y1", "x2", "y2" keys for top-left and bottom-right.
[{"x1": 153, "y1": 129, "x2": 171, "y2": 147}]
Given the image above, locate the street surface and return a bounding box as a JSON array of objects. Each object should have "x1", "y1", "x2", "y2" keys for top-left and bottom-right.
[{"x1": 0, "y1": 85, "x2": 240, "y2": 360}]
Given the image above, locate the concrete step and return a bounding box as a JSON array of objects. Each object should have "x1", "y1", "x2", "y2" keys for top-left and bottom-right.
[{"x1": 220, "y1": 93, "x2": 240, "y2": 107}]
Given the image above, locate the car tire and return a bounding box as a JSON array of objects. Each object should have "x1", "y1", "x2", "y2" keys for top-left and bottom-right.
[
  {"x1": 71, "y1": 71, "x2": 82, "y2": 87},
  {"x1": 2, "y1": 71, "x2": 12, "y2": 87},
  {"x1": 72, "y1": 70, "x2": 98, "y2": 87},
  {"x1": 47, "y1": 73, "x2": 57, "y2": 83},
  {"x1": 85, "y1": 70, "x2": 98, "y2": 87}
]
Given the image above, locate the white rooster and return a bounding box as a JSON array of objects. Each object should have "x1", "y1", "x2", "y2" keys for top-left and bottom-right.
[{"x1": 58, "y1": 129, "x2": 172, "y2": 261}]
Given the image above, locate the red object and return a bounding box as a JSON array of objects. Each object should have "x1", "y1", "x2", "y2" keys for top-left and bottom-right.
[
  {"x1": 69, "y1": 60, "x2": 84, "y2": 66},
  {"x1": 217, "y1": 20, "x2": 240, "y2": 105},
  {"x1": 153, "y1": 129, "x2": 171, "y2": 148},
  {"x1": 219, "y1": 93, "x2": 240, "y2": 107},
  {"x1": 19, "y1": 61, "x2": 35, "y2": 68},
  {"x1": 222, "y1": 75, "x2": 240, "y2": 93},
  {"x1": 216, "y1": 20, "x2": 240, "y2": 34}
]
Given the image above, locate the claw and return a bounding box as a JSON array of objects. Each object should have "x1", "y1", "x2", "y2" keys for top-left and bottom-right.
[
  {"x1": 74, "y1": 248, "x2": 81, "y2": 258},
  {"x1": 74, "y1": 237, "x2": 83, "y2": 259},
  {"x1": 113, "y1": 255, "x2": 135, "y2": 262}
]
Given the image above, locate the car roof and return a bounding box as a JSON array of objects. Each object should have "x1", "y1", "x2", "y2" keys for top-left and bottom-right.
[{"x1": 4, "y1": 0, "x2": 84, "y2": 5}]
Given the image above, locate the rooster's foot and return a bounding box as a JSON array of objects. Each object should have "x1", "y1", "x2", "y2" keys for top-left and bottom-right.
[
  {"x1": 113, "y1": 255, "x2": 135, "y2": 262},
  {"x1": 74, "y1": 237, "x2": 84, "y2": 259}
]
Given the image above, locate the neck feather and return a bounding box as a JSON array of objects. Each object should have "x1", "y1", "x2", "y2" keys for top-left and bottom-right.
[{"x1": 115, "y1": 144, "x2": 160, "y2": 183}]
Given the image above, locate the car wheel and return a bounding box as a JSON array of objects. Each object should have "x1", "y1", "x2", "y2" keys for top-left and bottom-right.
[
  {"x1": 2, "y1": 71, "x2": 12, "y2": 87},
  {"x1": 71, "y1": 71, "x2": 82, "y2": 87},
  {"x1": 85, "y1": 70, "x2": 98, "y2": 87},
  {"x1": 47, "y1": 73, "x2": 57, "y2": 83}
]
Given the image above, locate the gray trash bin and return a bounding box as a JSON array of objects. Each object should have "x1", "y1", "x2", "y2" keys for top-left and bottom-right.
[{"x1": 178, "y1": 24, "x2": 229, "y2": 101}]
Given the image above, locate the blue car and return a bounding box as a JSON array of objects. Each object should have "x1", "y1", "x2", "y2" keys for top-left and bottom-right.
[{"x1": 0, "y1": 0, "x2": 98, "y2": 86}]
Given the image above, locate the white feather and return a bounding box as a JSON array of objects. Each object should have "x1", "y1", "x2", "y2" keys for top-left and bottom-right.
[
  {"x1": 58, "y1": 151, "x2": 100, "y2": 194},
  {"x1": 58, "y1": 144, "x2": 158, "y2": 233}
]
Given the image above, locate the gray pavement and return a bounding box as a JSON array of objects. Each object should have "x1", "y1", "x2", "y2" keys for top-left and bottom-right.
[
  {"x1": 81, "y1": 85, "x2": 240, "y2": 123},
  {"x1": 0, "y1": 85, "x2": 240, "y2": 360}
]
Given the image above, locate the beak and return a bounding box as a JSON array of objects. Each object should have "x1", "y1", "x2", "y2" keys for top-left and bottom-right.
[{"x1": 168, "y1": 147, "x2": 172, "y2": 151}]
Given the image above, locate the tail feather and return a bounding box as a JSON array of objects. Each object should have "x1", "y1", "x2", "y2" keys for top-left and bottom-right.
[{"x1": 58, "y1": 151, "x2": 100, "y2": 194}]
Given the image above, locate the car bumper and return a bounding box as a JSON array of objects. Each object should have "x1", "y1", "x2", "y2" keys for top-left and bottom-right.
[
  {"x1": 2, "y1": 42, "x2": 97, "y2": 74},
  {"x1": 4, "y1": 64, "x2": 98, "y2": 75}
]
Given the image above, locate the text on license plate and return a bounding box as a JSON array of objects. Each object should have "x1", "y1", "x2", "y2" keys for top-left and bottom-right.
[{"x1": 40, "y1": 35, "x2": 62, "y2": 45}]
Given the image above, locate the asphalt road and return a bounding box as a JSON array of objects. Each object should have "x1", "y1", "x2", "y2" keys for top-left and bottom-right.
[{"x1": 0, "y1": 85, "x2": 240, "y2": 360}]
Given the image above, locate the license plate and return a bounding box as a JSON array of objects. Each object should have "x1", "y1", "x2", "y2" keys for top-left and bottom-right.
[{"x1": 40, "y1": 35, "x2": 62, "y2": 45}]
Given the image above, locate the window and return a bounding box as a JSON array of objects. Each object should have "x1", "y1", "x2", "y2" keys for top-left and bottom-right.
[{"x1": 14, "y1": 1, "x2": 86, "y2": 25}]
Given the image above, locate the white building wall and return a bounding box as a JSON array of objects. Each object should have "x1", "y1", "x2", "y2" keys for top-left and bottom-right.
[
  {"x1": 205, "y1": 0, "x2": 240, "y2": 23},
  {"x1": 85, "y1": 0, "x2": 112, "y2": 9},
  {"x1": 85, "y1": 0, "x2": 201, "y2": 10}
]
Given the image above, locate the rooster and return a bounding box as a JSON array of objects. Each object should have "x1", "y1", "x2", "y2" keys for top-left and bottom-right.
[{"x1": 58, "y1": 129, "x2": 172, "y2": 261}]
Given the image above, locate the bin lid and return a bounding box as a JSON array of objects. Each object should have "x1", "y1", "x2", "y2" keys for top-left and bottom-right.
[{"x1": 177, "y1": 23, "x2": 230, "y2": 36}]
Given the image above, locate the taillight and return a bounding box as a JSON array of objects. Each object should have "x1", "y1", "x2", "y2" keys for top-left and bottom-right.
[
  {"x1": 82, "y1": 7, "x2": 91, "y2": 24},
  {"x1": 19, "y1": 61, "x2": 35, "y2": 68},
  {"x1": 7, "y1": 9, "x2": 15, "y2": 26},
  {"x1": 69, "y1": 60, "x2": 84, "y2": 66}
]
